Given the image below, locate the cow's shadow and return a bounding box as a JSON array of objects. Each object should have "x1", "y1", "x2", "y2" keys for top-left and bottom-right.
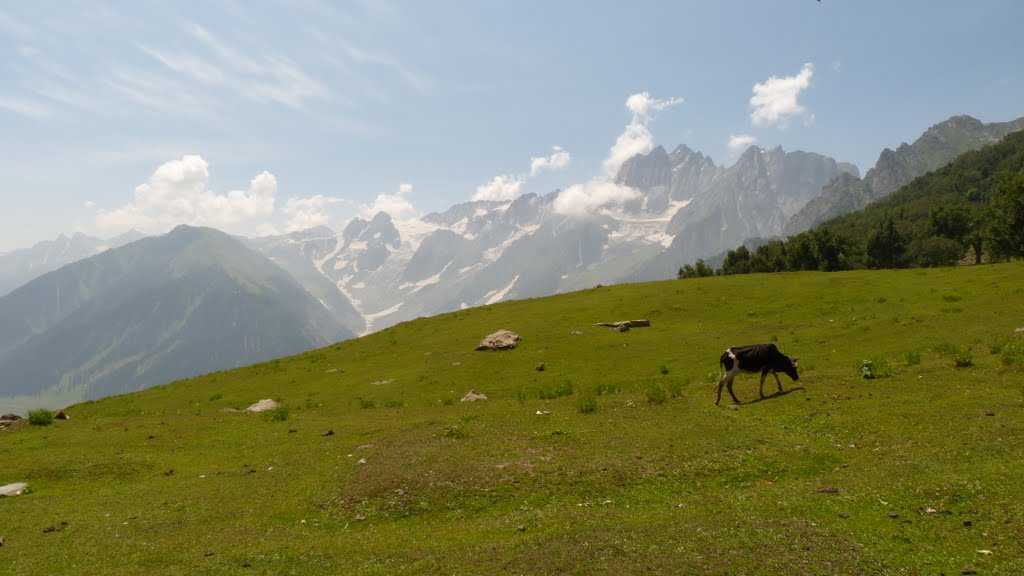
[{"x1": 741, "y1": 386, "x2": 806, "y2": 405}]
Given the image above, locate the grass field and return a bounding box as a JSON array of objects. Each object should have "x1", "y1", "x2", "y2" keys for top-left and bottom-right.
[{"x1": 3, "y1": 264, "x2": 1024, "y2": 575}]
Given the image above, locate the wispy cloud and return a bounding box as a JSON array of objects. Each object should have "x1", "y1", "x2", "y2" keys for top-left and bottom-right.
[
  {"x1": 0, "y1": 96, "x2": 51, "y2": 119},
  {"x1": 727, "y1": 134, "x2": 757, "y2": 156}
]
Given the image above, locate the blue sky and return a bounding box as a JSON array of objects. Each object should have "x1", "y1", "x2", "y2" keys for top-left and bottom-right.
[{"x1": 1, "y1": 0, "x2": 1021, "y2": 251}]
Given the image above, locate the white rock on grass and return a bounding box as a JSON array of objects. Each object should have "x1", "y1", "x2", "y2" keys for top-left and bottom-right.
[
  {"x1": 475, "y1": 330, "x2": 520, "y2": 351},
  {"x1": 245, "y1": 399, "x2": 280, "y2": 413},
  {"x1": 0, "y1": 482, "x2": 28, "y2": 497},
  {"x1": 461, "y1": 390, "x2": 488, "y2": 402}
]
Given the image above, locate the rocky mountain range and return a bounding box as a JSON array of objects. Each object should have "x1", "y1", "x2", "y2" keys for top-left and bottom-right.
[
  {"x1": 0, "y1": 226, "x2": 350, "y2": 407},
  {"x1": 784, "y1": 115, "x2": 1024, "y2": 235},
  {"x1": 2, "y1": 114, "x2": 1021, "y2": 409}
]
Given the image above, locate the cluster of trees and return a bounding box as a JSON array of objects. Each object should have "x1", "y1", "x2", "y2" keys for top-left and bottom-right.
[{"x1": 680, "y1": 131, "x2": 1024, "y2": 279}]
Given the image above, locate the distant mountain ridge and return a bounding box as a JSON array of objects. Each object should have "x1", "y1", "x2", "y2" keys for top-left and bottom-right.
[
  {"x1": 784, "y1": 115, "x2": 1024, "y2": 235},
  {"x1": 0, "y1": 226, "x2": 351, "y2": 404},
  {"x1": 0, "y1": 229, "x2": 144, "y2": 297}
]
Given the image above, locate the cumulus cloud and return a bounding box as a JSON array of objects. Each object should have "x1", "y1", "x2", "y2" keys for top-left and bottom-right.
[
  {"x1": 284, "y1": 194, "x2": 343, "y2": 231},
  {"x1": 603, "y1": 91, "x2": 683, "y2": 177},
  {"x1": 359, "y1": 182, "x2": 416, "y2": 219},
  {"x1": 472, "y1": 174, "x2": 524, "y2": 202},
  {"x1": 95, "y1": 155, "x2": 277, "y2": 236},
  {"x1": 749, "y1": 63, "x2": 814, "y2": 127},
  {"x1": 552, "y1": 180, "x2": 640, "y2": 218},
  {"x1": 529, "y1": 146, "x2": 571, "y2": 177},
  {"x1": 727, "y1": 134, "x2": 758, "y2": 155}
]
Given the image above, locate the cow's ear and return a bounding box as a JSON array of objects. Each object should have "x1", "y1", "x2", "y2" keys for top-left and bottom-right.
[{"x1": 792, "y1": 358, "x2": 799, "y2": 367}]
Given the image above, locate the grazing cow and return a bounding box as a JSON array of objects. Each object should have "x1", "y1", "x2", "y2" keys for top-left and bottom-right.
[{"x1": 716, "y1": 344, "x2": 799, "y2": 405}]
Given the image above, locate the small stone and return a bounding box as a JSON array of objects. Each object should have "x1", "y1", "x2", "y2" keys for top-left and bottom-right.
[
  {"x1": 475, "y1": 330, "x2": 521, "y2": 351},
  {"x1": 817, "y1": 486, "x2": 840, "y2": 494},
  {"x1": 887, "y1": 512, "x2": 899, "y2": 519},
  {"x1": 963, "y1": 520, "x2": 973, "y2": 527},
  {"x1": 984, "y1": 410, "x2": 995, "y2": 417},
  {"x1": 961, "y1": 568, "x2": 978, "y2": 575},
  {"x1": 0, "y1": 483, "x2": 28, "y2": 497},
  {"x1": 322, "y1": 429, "x2": 335, "y2": 437},
  {"x1": 461, "y1": 390, "x2": 488, "y2": 402},
  {"x1": 516, "y1": 525, "x2": 526, "y2": 532},
  {"x1": 54, "y1": 410, "x2": 69, "y2": 420},
  {"x1": 977, "y1": 549, "x2": 992, "y2": 555},
  {"x1": 535, "y1": 362, "x2": 545, "y2": 372},
  {"x1": 728, "y1": 404, "x2": 739, "y2": 411},
  {"x1": 357, "y1": 458, "x2": 367, "y2": 465},
  {"x1": 838, "y1": 512, "x2": 850, "y2": 519}
]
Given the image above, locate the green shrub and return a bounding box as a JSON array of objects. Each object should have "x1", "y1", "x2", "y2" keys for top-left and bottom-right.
[
  {"x1": 667, "y1": 379, "x2": 685, "y2": 398},
  {"x1": 1001, "y1": 337, "x2": 1024, "y2": 366},
  {"x1": 576, "y1": 394, "x2": 597, "y2": 414},
  {"x1": 645, "y1": 383, "x2": 667, "y2": 405},
  {"x1": 861, "y1": 358, "x2": 893, "y2": 379},
  {"x1": 539, "y1": 380, "x2": 573, "y2": 400},
  {"x1": 954, "y1": 349, "x2": 974, "y2": 368},
  {"x1": 358, "y1": 398, "x2": 376, "y2": 409},
  {"x1": 28, "y1": 409, "x2": 54, "y2": 426},
  {"x1": 905, "y1": 351, "x2": 921, "y2": 366},
  {"x1": 266, "y1": 406, "x2": 289, "y2": 422}
]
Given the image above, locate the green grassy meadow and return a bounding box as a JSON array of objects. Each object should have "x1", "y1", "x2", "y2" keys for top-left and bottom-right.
[{"x1": 3, "y1": 264, "x2": 1024, "y2": 575}]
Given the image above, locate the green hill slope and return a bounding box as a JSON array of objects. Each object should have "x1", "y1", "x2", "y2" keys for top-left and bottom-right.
[{"x1": 2, "y1": 264, "x2": 1024, "y2": 575}]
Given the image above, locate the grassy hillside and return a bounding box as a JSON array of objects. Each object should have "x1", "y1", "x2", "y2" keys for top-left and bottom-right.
[{"x1": 3, "y1": 264, "x2": 1024, "y2": 575}]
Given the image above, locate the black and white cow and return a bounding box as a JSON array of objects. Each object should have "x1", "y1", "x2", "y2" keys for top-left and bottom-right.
[{"x1": 716, "y1": 344, "x2": 799, "y2": 405}]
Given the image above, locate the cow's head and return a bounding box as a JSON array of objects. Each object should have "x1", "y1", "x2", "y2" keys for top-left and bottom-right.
[{"x1": 785, "y1": 356, "x2": 800, "y2": 381}]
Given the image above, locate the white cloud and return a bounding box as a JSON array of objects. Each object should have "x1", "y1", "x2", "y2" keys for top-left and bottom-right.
[
  {"x1": 552, "y1": 180, "x2": 640, "y2": 217},
  {"x1": 472, "y1": 174, "x2": 524, "y2": 202},
  {"x1": 95, "y1": 155, "x2": 277, "y2": 236},
  {"x1": 360, "y1": 182, "x2": 417, "y2": 219},
  {"x1": 284, "y1": 195, "x2": 343, "y2": 231},
  {"x1": 727, "y1": 134, "x2": 758, "y2": 155},
  {"x1": 603, "y1": 91, "x2": 683, "y2": 177},
  {"x1": 529, "y1": 146, "x2": 571, "y2": 177},
  {"x1": 84, "y1": 200, "x2": 96, "y2": 209},
  {"x1": 749, "y1": 63, "x2": 814, "y2": 127}
]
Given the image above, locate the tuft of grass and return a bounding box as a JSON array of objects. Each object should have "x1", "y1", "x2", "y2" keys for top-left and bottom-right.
[
  {"x1": 904, "y1": 351, "x2": 921, "y2": 366},
  {"x1": 933, "y1": 342, "x2": 959, "y2": 357},
  {"x1": 265, "y1": 406, "x2": 289, "y2": 422},
  {"x1": 645, "y1": 382, "x2": 668, "y2": 405},
  {"x1": 357, "y1": 398, "x2": 376, "y2": 409},
  {"x1": 667, "y1": 379, "x2": 685, "y2": 399},
  {"x1": 861, "y1": 358, "x2": 893, "y2": 379},
  {"x1": 383, "y1": 400, "x2": 404, "y2": 409},
  {"x1": 593, "y1": 382, "x2": 620, "y2": 396},
  {"x1": 1001, "y1": 337, "x2": 1024, "y2": 366},
  {"x1": 576, "y1": 394, "x2": 597, "y2": 414},
  {"x1": 442, "y1": 425, "x2": 468, "y2": 439},
  {"x1": 28, "y1": 409, "x2": 54, "y2": 426},
  {"x1": 953, "y1": 348, "x2": 974, "y2": 369},
  {"x1": 659, "y1": 364, "x2": 670, "y2": 375},
  {"x1": 208, "y1": 393, "x2": 223, "y2": 402},
  {"x1": 538, "y1": 380, "x2": 573, "y2": 400}
]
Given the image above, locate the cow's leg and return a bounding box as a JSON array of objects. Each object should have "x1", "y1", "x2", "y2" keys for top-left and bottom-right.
[
  {"x1": 773, "y1": 371, "x2": 784, "y2": 393},
  {"x1": 726, "y1": 374, "x2": 740, "y2": 405},
  {"x1": 759, "y1": 368, "x2": 768, "y2": 399},
  {"x1": 715, "y1": 375, "x2": 726, "y2": 405}
]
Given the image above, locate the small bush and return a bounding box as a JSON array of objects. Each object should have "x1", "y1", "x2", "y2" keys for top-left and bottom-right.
[
  {"x1": 645, "y1": 383, "x2": 668, "y2": 405},
  {"x1": 905, "y1": 351, "x2": 922, "y2": 366},
  {"x1": 266, "y1": 406, "x2": 289, "y2": 422},
  {"x1": 382, "y1": 400, "x2": 403, "y2": 409},
  {"x1": 28, "y1": 409, "x2": 54, "y2": 426},
  {"x1": 953, "y1": 348, "x2": 974, "y2": 368},
  {"x1": 861, "y1": 358, "x2": 893, "y2": 379},
  {"x1": 667, "y1": 379, "x2": 685, "y2": 399},
  {"x1": 1001, "y1": 337, "x2": 1024, "y2": 366},
  {"x1": 659, "y1": 364, "x2": 670, "y2": 376},
  {"x1": 593, "y1": 383, "x2": 620, "y2": 396},
  {"x1": 576, "y1": 394, "x2": 597, "y2": 414},
  {"x1": 539, "y1": 380, "x2": 574, "y2": 400},
  {"x1": 358, "y1": 398, "x2": 376, "y2": 409}
]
